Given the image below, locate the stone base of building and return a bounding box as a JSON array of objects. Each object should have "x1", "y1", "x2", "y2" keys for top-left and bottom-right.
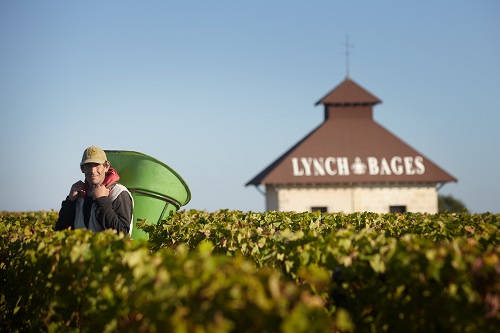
[{"x1": 265, "y1": 183, "x2": 438, "y2": 214}]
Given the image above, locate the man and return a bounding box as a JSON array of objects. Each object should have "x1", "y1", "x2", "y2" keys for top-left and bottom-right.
[{"x1": 55, "y1": 146, "x2": 134, "y2": 235}]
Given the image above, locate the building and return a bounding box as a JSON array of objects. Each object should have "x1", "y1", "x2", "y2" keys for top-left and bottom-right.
[{"x1": 246, "y1": 77, "x2": 456, "y2": 213}]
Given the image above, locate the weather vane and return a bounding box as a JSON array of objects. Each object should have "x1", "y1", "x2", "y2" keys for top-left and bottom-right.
[{"x1": 345, "y1": 34, "x2": 354, "y2": 79}]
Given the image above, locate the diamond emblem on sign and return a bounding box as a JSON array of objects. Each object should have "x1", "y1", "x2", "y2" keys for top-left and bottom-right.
[{"x1": 351, "y1": 157, "x2": 367, "y2": 175}]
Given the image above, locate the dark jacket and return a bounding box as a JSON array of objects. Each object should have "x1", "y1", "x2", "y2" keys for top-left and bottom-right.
[{"x1": 54, "y1": 189, "x2": 133, "y2": 235}]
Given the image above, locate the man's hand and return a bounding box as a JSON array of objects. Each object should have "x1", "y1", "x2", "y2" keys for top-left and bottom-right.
[
  {"x1": 93, "y1": 184, "x2": 110, "y2": 199},
  {"x1": 68, "y1": 181, "x2": 85, "y2": 201}
]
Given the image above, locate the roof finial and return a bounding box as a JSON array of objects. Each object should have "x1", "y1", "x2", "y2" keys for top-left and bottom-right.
[{"x1": 345, "y1": 34, "x2": 354, "y2": 79}]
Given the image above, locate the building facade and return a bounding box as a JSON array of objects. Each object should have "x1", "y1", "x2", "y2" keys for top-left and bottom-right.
[{"x1": 247, "y1": 77, "x2": 456, "y2": 213}]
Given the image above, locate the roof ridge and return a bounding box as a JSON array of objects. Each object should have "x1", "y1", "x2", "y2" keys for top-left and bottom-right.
[{"x1": 315, "y1": 77, "x2": 382, "y2": 106}]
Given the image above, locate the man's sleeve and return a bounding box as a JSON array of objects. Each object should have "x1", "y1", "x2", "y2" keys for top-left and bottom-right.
[
  {"x1": 54, "y1": 198, "x2": 76, "y2": 230},
  {"x1": 94, "y1": 192, "x2": 133, "y2": 234}
]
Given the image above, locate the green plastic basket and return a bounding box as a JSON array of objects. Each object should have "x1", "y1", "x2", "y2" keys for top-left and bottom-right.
[{"x1": 105, "y1": 150, "x2": 191, "y2": 240}]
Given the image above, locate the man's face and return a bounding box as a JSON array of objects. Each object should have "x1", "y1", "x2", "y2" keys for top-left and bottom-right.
[{"x1": 82, "y1": 162, "x2": 109, "y2": 186}]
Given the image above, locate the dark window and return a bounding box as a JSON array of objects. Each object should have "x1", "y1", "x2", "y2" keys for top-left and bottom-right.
[
  {"x1": 311, "y1": 206, "x2": 327, "y2": 213},
  {"x1": 390, "y1": 205, "x2": 407, "y2": 213}
]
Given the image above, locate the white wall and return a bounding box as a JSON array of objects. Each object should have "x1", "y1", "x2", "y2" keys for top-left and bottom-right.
[{"x1": 267, "y1": 183, "x2": 438, "y2": 213}]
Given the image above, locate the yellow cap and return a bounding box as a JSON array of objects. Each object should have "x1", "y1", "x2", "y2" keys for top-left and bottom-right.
[{"x1": 80, "y1": 146, "x2": 107, "y2": 167}]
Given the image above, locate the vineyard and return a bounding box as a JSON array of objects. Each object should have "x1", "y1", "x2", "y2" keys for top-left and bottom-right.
[{"x1": 1, "y1": 210, "x2": 499, "y2": 332}]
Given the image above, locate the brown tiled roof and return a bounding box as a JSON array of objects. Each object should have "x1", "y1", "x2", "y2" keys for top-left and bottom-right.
[
  {"x1": 246, "y1": 78, "x2": 456, "y2": 186},
  {"x1": 315, "y1": 77, "x2": 382, "y2": 106}
]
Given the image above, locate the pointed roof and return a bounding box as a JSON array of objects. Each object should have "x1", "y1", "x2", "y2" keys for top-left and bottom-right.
[
  {"x1": 246, "y1": 77, "x2": 456, "y2": 186},
  {"x1": 315, "y1": 77, "x2": 382, "y2": 106}
]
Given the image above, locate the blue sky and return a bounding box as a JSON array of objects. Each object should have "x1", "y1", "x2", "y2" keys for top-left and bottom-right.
[{"x1": 1, "y1": 1, "x2": 499, "y2": 213}]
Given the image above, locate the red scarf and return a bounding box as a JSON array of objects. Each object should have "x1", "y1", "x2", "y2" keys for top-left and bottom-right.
[{"x1": 80, "y1": 168, "x2": 120, "y2": 197}]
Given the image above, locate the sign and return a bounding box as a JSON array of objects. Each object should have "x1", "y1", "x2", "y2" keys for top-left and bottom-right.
[{"x1": 291, "y1": 156, "x2": 425, "y2": 177}]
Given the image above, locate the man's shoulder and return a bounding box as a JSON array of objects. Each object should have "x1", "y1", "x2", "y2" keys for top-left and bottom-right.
[
  {"x1": 110, "y1": 183, "x2": 133, "y2": 204},
  {"x1": 111, "y1": 183, "x2": 130, "y2": 193}
]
